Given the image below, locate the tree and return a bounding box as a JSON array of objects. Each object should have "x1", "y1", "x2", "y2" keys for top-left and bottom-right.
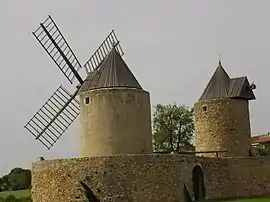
[
  {"x1": 8, "y1": 168, "x2": 31, "y2": 190},
  {"x1": 152, "y1": 103, "x2": 195, "y2": 153},
  {"x1": 0, "y1": 168, "x2": 31, "y2": 192},
  {"x1": 0, "y1": 175, "x2": 10, "y2": 191},
  {"x1": 257, "y1": 143, "x2": 270, "y2": 156}
]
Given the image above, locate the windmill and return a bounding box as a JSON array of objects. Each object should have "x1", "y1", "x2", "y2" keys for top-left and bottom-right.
[{"x1": 24, "y1": 15, "x2": 124, "y2": 150}]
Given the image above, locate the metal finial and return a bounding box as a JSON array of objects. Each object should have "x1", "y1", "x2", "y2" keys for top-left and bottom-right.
[{"x1": 217, "y1": 52, "x2": 222, "y2": 67}]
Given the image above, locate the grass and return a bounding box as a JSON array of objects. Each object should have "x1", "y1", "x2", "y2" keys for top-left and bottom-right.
[
  {"x1": 202, "y1": 196, "x2": 270, "y2": 202},
  {"x1": 215, "y1": 198, "x2": 270, "y2": 202},
  {"x1": 0, "y1": 189, "x2": 31, "y2": 198},
  {"x1": 0, "y1": 189, "x2": 269, "y2": 202}
]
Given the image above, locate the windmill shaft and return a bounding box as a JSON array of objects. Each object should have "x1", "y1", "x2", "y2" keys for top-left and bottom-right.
[
  {"x1": 35, "y1": 89, "x2": 79, "y2": 140},
  {"x1": 40, "y1": 23, "x2": 84, "y2": 85}
]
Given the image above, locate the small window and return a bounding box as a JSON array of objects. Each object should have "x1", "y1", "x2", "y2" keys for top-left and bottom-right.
[
  {"x1": 203, "y1": 106, "x2": 207, "y2": 112},
  {"x1": 85, "y1": 97, "x2": 90, "y2": 104}
]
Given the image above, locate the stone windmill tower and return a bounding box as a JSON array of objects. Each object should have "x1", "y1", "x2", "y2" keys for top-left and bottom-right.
[
  {"x1": 24, "y1": 15, "x2": 153, "y2": 157},
  {"x1": 78, "y1": 47, "x2": 153, "y2": 157},
  {"x1": 194, "y1": 60, "x2": 256, "y2": 158}
]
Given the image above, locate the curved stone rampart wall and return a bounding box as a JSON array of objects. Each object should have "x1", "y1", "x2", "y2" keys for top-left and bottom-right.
[
  {"x1": 31, "y1": 155, "x2": 270, "y2": 202},
  {"x1": 194, "y1": 98, "x2": 251, "y2": 157},
  {"x1": 201, "y1": 157, "x2": 270, "y2": 199},
  {"x1": 31, "y1": 154, "x2": 200, "y2": 202}
]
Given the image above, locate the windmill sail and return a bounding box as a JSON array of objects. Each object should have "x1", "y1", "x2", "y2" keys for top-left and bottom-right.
[
  {"x1": 33, "y1": 15, "x2": 83, "y2": 84},
  {"x1": 24, "y1": 85, "x2": 80, "y2": 149},
  {"x1": 84, "y1": 30, "x2": 124, "y2": 73}
]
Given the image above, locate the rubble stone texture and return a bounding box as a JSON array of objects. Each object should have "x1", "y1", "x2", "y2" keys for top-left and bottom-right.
[
  {"x1": 31, "y1": 154, "x2": 200, "y2": 202},
  {"x1": 79, "y1": 88, "x2": 153, "y2": 157},
  {"x1": 201, "y1": 157, "x2": 270, "y2": 198},
  {"x1": 31, "y1": 68, "x2": 264, "y2": 201},
  {"x1": 194, "y1": 98, "x2": 251, "y2": 158},
  {"x1": 31, "y1": 155, "x2": 270, "y2": 202}
]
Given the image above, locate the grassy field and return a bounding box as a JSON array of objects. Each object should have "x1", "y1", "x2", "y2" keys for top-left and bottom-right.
[
  {"x1": 229, "y1": 198, "x2": 270, "y2": 202},
  {"x1": 221, "y1": 198, "x2": 270, "y2": 202},
  {"x1": 0, "y1": 189, "x2": 31, "y2": 198},
  {"x1": 0, "y1": 190, "x2": 269, "y2": 201},
  {"x1": 202, "y1": 196, "x2": 270, "y2": 202}
]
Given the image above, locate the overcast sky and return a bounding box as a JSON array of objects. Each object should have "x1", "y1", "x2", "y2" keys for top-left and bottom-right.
[{"x1": 0, "y1": 0, "x2": 269, "y2": 175}]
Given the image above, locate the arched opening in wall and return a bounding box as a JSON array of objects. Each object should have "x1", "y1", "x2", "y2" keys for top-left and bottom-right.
[{"x1": 192, "y1": 165, "x2": 206, "y2": 201}]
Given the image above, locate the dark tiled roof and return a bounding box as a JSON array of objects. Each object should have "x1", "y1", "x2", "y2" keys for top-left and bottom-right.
[
  {"x1": 79, "y1": 47, "x2": 142, "y2": 93},
  {"x1": 199, "y1": 61, "x2": 256, "y2": 101},
  {"x1": 252, "y1": 134, "x2": 270, "y2": 144}
]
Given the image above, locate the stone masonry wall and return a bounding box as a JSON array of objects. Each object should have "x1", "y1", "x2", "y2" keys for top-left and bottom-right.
[
  {"x1": 79, "y1": 88, "x2": 153, "y2": 157},
  {"x1": 32, "y1": 155, "x2": 270, "y2": 202},
  {"x1": 31, "y1": 154, "x2": 201, "y2": 202},
  {"x1": 195, "y1": 98, "x2": 251, "y2": 158},
  {"x1": 201, "y1": 157, "x2": 270, "y2": 199}
]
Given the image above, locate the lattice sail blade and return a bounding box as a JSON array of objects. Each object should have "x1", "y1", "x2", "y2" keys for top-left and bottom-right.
[
  {"x1": 24, "y1": 85, "x2": 80, "y2": 149},
  {"x1": 33, "y1": 15, "x2": 83, "y2": 84},
  {"x1": 83, "y1": 30, "x2": 124, "y2": 73}
]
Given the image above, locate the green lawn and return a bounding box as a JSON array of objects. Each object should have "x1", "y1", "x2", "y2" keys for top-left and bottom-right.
[
  {"x1": 202, "y1": 196, "x2": 270, "y2": 202},
  {"x1": 221, "y1": 198, "x2": 270, "y2": 202},
  {"x1": 0, "y1": 189, "x2": 31, "y2": 198},
  {"x1": 0, "y1": 190, "x2": 269, "y2": 202}
]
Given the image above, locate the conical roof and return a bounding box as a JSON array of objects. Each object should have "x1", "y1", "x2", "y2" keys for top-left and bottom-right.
[
  {"x1": 199, "y1": 61, "x2": 256, "y2": 101},
  {"x1": 199, "y1": 61, "x2": 230, "y2": 101},
  {"x1": 79, "y1": 47, "x2": 142, "y2": 93}
]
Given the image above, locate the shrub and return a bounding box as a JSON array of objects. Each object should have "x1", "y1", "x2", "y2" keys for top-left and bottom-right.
[{"x1": 0, "y1": 195, "x2": 31, "y2": 202}]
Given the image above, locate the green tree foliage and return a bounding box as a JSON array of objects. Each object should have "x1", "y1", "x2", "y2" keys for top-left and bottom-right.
[
  {"x1": 0, "y1": 195, "x2": 31, "y2": 202},
  {"x1": 152, "y1": 103, "x2": 195, "y2": 153},
  {"x1": 257, "y1": 143, "x2": 270, "y2": 156},
  {"x1": 0, "y1": 168, "x2": 31, "y2": 192},
  {"x1": 0, "y1": 175, "x2": 9, "y2": 191}
]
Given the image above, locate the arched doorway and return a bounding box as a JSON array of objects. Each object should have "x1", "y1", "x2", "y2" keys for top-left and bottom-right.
[{"x1": 192, "y1": 165, "x2": 206, "y2": 201}]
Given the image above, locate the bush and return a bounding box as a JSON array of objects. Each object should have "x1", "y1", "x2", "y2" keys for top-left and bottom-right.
[
  {"x1": 0, "y1": 168, "x2": 31, "y2": 192},
  {"x1": 0, "y1": 195, "x2": 31, "y2": 202}
]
